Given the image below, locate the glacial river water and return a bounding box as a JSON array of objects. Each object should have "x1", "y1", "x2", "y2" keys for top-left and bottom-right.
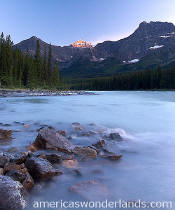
[{"x1": 0, "y1": 91, "x2": 175, "y2": 210}]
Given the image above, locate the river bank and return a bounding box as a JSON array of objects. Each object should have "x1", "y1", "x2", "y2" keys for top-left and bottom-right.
[{"x1": 0, "y1": 89, "x2": 94, "y2": 97}]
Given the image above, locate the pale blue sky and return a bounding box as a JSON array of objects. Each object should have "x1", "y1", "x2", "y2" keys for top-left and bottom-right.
[{"x1": 0, "y1": 0, "x2": 175, "y2": 46}]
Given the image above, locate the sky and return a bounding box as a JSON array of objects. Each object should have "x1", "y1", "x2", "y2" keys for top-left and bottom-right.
[{"x1": 1, "y1": 0, "x2": 175, "y2": 46}]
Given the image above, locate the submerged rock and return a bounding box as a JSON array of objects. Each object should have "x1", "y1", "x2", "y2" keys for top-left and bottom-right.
[
  {"x1": 0, "y1": 129, "x2": 12, "y2": 140},
  {"x1": 104, "y1": 132, "x2": 123, "y2": 141},
  {"x1": 72, "y1": 122, "x2": 84, "y2": 131},
  {"x1": 62, "y1": 159, "x2": 78, "y2": 168},
  {"x1": 100, "y1": 153, "x2": 122, "y2": 161},
  {"x1": 23, "y1": 124, "x2": 30, "y2": 129},
  {"x1": 33, "y1": 127, "x2": 72, "y2": 153},
  {"x1": 70, "y1": 180, "x2": 109, "y2": 201},
  {"x1": 93, "y1": 139, "x2": 122, "y2": 160},
  {"x1": 25, "y1": 157, "x2": 62, "y2": 180},
  {"x1": 79, "y1": 131, "x2": 96, "y2": 137},
  {"x1": 0, "y1": 175, "x2": 27, "y2": 210},
  {"x1": 92, "y1": 139, "x2": 106, "y2": 150},
  {"x1": 73, "y1": 146, "x2": 97, "y2": 158}
]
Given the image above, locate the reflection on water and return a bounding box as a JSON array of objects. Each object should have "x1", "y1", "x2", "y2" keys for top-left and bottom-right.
[{"x1": 0, "y1": 91, "x2": 175, "y2": 210}]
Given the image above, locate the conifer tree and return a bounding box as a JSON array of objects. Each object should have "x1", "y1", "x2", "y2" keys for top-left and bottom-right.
[{"x1": 47, "y1": 43, "x2": 52, "y2": 85}]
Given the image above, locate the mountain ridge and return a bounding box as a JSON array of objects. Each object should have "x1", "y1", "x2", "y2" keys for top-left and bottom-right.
[{"x1": 14, "y1": 21, "x2": 175, "y2": 78}]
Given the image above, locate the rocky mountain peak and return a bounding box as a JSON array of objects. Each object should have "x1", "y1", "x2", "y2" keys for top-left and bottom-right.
[{"x1": 132, "y1": 21, "x2": 175, "y2": 38}]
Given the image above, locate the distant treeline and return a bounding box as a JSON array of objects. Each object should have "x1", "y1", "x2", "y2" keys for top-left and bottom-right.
[
  {"x1": 1, "y1": 32, "x2": 175, "y2": 90},
  {"x1": 0, "y1": 32, "x2": 60, "y2": 89},
  {"x1": 71, "y1": 67, "x2": 175, "y2": 90}
]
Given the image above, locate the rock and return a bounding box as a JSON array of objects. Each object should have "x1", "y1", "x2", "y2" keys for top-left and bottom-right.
[
  {"x1": 58, "y1": 130, "x2": 67, "y2": 136},
  {"x1": 72, "y1": 122, "x2": 81, "y2": 126},
  {"x1": 70, "y1": 180, "x2": 109, "y2": 201},
  {"x1": 5, "y1": 163, "x2": 34, "y2": 191},
  {"x1": 62, "y1": 159, "x2": 78, "y2": 168},
  {"x1": 79, "y1": 131, "x2": 96, "y2": 137},
  {"x1": 22, "y1": 172, "x2": 35, "y2": 191},
  {"x1": 61, "y1": 153, "x2": 75, "y2": 160},
  {"x1": 73, "y1": 146, "x2": 97, "y2": 158},
  {"x1": 72, "y1": 122, "x2": 84, "y2": 131},
  {"x1": 4, "y1": 152, "x2": 28, "y2": 164},
  {"x1": 4, "y1": 162, "x2": 23, "y2": 173},
  {"x1": 0, "y1": 175, "x2": 27, "y2": 210},
  {"x1": 100, "y1": 154, "x2": 122, "y2": 161},
  {"x1": 92, "y1": 139, "x2": 106, "y2": 149},
  {"x1": 39, "y1": 154, "x2": 62, "y2": 164},
  {"x1": 33, "y1": 127, "x2": 72, "y2": 153},
  {"x1": 0, "y1": 168, "x2": 3, "y2": 175},
  {"x1": 93, "y1": 139, "x2": 118, "y2": 154},
  {"x1": 23, "y1": 124, "x2": 30, "y2": 128},
  {"x1": 0, "y1": 153, "x2": 10, "y2": 167},
  {"x1": 93, "y1": 140, "x2": 122, "y2": 160},
  {"x1": 104, "y1": 132, "x2": 123, "y2": 141},
  {"x1": 26, "y1": 144, "x2": 38, "y2": 152},
  {"x1": 0, "y1": 129, "x2": 12, "y2": 140},
  {"x1": 25, "y1": 157, "x2": 62, "y2": 180},
  {"x1": 0, "y1": 123, "x2": 11, "y2": 127},
  {"x1": 73, "y1": 169, "x2": 82, "y2": 176}
]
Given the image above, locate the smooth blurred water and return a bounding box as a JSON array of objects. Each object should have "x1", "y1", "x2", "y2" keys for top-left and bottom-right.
[{"x1": 0, "y1": 91, "x2": 175, "y2": 210}]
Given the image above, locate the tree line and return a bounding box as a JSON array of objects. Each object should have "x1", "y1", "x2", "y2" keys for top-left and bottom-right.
[
  {"x1": 71, "y1": 66, "x2": 175, "y2": 90},
  {"x1": 0, "y1": 32, "x2": 60, "y2": 89}
]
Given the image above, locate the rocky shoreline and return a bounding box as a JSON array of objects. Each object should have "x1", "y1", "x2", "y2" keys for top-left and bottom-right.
[
  {"x1": 0, "y1": 122, "x2": 124, "y2": 210},
  {"x1": 0, "y1": 89, "x2": 95, "y2": 97}
]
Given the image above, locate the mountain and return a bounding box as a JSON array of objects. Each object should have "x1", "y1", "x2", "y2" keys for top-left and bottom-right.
[{"x1": 15, "y1": 21, "x2": 175, "y2": 78}]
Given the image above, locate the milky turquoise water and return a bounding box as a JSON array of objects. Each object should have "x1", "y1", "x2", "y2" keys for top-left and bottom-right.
[{"x1": 0, "y1": 91, "x2": 175, "y2": 210}]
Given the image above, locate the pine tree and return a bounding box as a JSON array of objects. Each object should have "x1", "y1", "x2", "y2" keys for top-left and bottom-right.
[
  {"x1": 51, "y1": 60, "x2": 60, "y2": 87},
  {"x1": 47, "y1": 43, "x2": 52, "y2": 86},
  {"x1": 35, "y1": 39, "x2": 42, "y2": 86},
  {"x1": 43, "y1": 45, "x2": 48, "y2": 86}
]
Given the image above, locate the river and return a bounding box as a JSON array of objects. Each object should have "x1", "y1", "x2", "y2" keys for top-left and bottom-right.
[{"x1": 0, "y1": 91, "x2": 175, "y2": 210}]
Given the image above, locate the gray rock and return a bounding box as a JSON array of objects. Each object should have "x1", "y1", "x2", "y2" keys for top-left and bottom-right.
[
  {"x1": 34, "y1": 127, "x2": 72, "y2": 153},
  {"x1": 25, "y1": 157, "x2": 62, "y2": 180},
  {"x1": 4, "y1": 152, "x2": 28, "y2": 164},
  {"x1": 0, "y1": 175, "x2": 27, "y2": 210},
  {"x1": 0, "y1": 152, "x2": 10, "y2": 167},
  {"x1": 73, "y1": 146, "x2": 97, "y2": 158}
]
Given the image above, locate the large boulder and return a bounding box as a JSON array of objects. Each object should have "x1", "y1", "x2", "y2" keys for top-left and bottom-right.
[
  {"x1": 0, "y1": 129, "x2": 12, "y2": 140},
  {"x1": 0, "y1": 175, "x2": 27, "y2": 210},
  {"x1": 73, "y1": 146, "x2": 97, "y2": 158},
  {"x1": 70, "y1": 180, "x2": 109, "y2": 201},
  {"x1": 25, "y1": 157, "x2": 62, "y2": 180},
  {"x1": 62, "y1": 159, "x2": 78, "y2": 168},
  {"x1": 32, "y1": 127, "x2": 72, "y2": 154}
]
